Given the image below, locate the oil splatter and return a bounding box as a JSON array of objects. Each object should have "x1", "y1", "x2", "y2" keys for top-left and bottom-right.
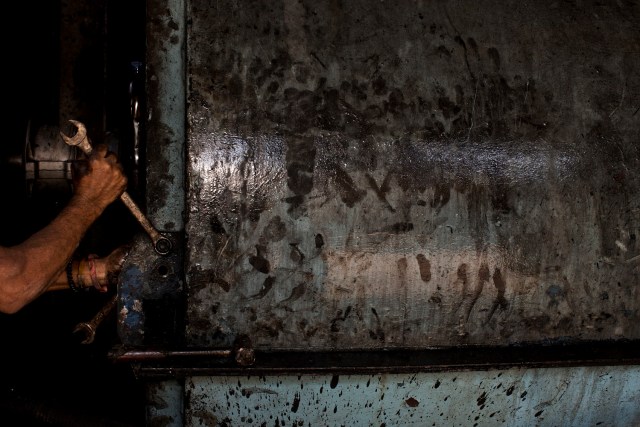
[
  {"x1": 286, "y1": 137, "x2": 316, "y2": 196},
  {"x1": 405, "y1": 397, "x2": 419, "y2": 407},
  {"x1": 213, "y1": 278, "x2": 231, "y2": 292},
  {"x1": 431, "y1": 182, "x2": 450, "y2": 211},
  {"x1": 487, "y1": 47, "x2": 501, "y2": 70},
  {"x1": 416, "y1": 254, "x2": 432, "y2": 282},
  {"x1": 330, "y1": 375, "x2": 339, "y2": 389},
  {"x1": 488, "y1": 268, "x2": 508, "y2": 321},
  {"x1": 397, "y1": 257, "x2": 408, "y2": 284},
  {"x1": 457, "y1": 264, "x2": 469, "y2": 290},
  {"x1": 291, "y1": 392, "x2": 301, "y2": 413},
  {"x1": 330, "y1": 306, "x2": 352, "y2": 332},
  {"x1": 279, "y1": 282, "x2": 306, "y2": 305},
  {"x1": 263, "y1": 216, "x2": 287, "y2": 242},
  {"x1": 289, "y1": 243, "x2": 305, "y2": 264},
  {"x1": 246, "y1": 276, "x2": 275, "y2": 300},
  {"x1": 241, "y1": 387, "x2": 278, "y2": 397},
  {"x1": 365, "y1": 172, "x2": 395, "y2": 212},
  {"x1": 477, "y1": 391, "x2": 487, "y2": 407},
  {"x1": 334, "y1": 166, "x2": 366, "y2": 207},
  {"x1": 210, "y1": 216, "x2": 226, "y2": 234},
  {"x1": 493, "y1": 269, "x2": 507, "y2": 304},
  {"x1": 369, "y1": 307, "x2": 385, "y2": 342},
  {"x1": 249, "y1": 245, "x2": 270, "y2": 273}
]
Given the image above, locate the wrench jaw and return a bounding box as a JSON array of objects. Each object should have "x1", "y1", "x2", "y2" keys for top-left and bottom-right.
[
  {"x1": 60, "y1": 120, "x2": 93, "y2": 155},
  {"x1": 72, "y1": 295, "x2": 118, "y2": 345},
  {"x1": 73, "y1": 323, "x2": 97, "y2": 345}
]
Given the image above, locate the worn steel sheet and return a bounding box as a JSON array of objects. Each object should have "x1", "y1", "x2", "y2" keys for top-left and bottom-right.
[
  {"x1": 183, "y1": 365, "x2": 640, "y2": 426},
  {"x1": 184, "y1": 0, "x2": 640, "y2": 349}
]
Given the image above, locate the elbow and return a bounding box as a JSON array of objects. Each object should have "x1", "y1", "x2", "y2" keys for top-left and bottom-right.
[
  {"x1": 0, "y1": 277, "x2": 29, "y2": 314},
  {"x1": 0, "y1": 260, "x2": 31, "y2": 314},
  {"x1": 0, "y1": 293, "x2": 26, "y2": 314},
  {"x1": 0, "y1": 305, "x2": 23, "y2": 315}
]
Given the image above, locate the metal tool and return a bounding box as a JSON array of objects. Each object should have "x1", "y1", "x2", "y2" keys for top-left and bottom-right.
[
  {"x1": 60, "y1": 119, "x2": 172, "y2": 255},
  {"x1": 73, "y1": 294, "x2": 118, "y2": 344}
]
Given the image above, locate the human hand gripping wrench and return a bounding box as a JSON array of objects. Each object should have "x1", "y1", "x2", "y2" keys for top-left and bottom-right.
[
  {"x1": 60, "y1": 119, "x2": 172, "y2": 255},
  {"x1": 61, "y1": 119, "x2": 171, "y2": 342}
]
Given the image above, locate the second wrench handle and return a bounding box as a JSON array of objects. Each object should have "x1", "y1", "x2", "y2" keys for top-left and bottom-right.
[
  {"x1": 91, "y1": 293, "x2": 119, "y2": 327},
  {"x1": 119, "y1": 192, "x2": 172, "y2": 254}
]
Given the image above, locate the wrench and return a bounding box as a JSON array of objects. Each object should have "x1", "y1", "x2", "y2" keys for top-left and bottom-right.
[
  {"x1": 73, "y1": 294, "x2": 118, "y2": 344},
  {"x1": 60, "y1": 119, "x2": 172, "y2": 255}
]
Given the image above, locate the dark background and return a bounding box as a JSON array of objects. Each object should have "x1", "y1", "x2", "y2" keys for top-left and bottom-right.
[{"x1": 1, "y1": 1, "x2": 147, "y2": 425}]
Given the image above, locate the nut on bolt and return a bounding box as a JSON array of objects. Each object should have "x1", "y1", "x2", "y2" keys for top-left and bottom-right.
[{"x1": 235, "y1": 347, "x2": 256, "y2": 366}]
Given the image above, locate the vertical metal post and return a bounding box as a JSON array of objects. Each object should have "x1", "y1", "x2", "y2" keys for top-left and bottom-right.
[{"x1": 145, "y1": 0, "x2": 186, "y2": 232}]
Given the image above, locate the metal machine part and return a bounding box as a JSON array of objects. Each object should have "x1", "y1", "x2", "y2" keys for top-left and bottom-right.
[{"x1": 24, "y1": 122, "x2": 75, "y2": 198}]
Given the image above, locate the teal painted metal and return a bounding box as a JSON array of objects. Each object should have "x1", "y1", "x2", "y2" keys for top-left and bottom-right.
[
  {"x1": 146, "y1": 379, "x2": 184, "y2": 426},
  {"x1": 146, "y1": 0, "x2": 185, "y2": 231},
  {"x1": 185, "y1": 366, "x2": 640, "y2": 426},
  {"x1": 119, "y1": 0, "x2": 186, "y2": 346}
]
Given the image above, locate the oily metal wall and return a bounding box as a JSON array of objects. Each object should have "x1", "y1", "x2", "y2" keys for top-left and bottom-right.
[
  {"x1": 184, "y1": 366, "x2": 640, "y2": 427},
  {"x1": 183, "y1": 0, "x2": 640, "y2": 350}
]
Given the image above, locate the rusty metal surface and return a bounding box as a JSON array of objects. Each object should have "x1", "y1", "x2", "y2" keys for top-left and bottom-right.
[{"x1": 183, "y1": 0, "x2": 640, "y2": 350}]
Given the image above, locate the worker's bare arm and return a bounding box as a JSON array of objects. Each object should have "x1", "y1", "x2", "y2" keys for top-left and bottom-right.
[
  {"x1": 47, "y1": 245, "x2": 130, "y2": 292},
  {"x1": 0, "y1": 144, "x2": 126, "y2": 314}
]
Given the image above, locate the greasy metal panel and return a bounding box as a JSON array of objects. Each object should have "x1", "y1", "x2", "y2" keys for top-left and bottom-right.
[
  {"x1": 185, "y1": 0, "x2": 640, "y2": 349},
  {"x1": 185, "y1": 366, "x2": 640, "y2": 426}
]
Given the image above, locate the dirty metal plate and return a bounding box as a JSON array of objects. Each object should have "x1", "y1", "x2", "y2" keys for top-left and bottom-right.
[
  {"x1": 184, "y1": 0, "x2": 640, "y2": 349},
  {"x1": 183, "y1": 366, "x2": 640, "y2": 426}
]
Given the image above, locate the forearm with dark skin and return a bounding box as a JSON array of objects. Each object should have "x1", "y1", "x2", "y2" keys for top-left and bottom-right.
[
  {"x1": 47, "y1": 245, "x2": 128, "y2": 292},
  {"x1": 0, "y1": 144, "x2": 126, "y2": 314},
  {"x1": 0, "y1": 197, "x2": 102, "y2": 313}
]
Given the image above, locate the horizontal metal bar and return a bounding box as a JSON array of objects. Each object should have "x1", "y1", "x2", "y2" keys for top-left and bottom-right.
[
  {"x1": 113, "y1": 340, "x2": 640, "y2": 379},
  {"x1": 112, "y1": 349, "x2": 233, "y2": 362}
]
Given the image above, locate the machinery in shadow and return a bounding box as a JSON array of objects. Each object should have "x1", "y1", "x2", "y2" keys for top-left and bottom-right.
[{"x1": 0, "y1": 1, "x2": 146, "y2": 425}]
